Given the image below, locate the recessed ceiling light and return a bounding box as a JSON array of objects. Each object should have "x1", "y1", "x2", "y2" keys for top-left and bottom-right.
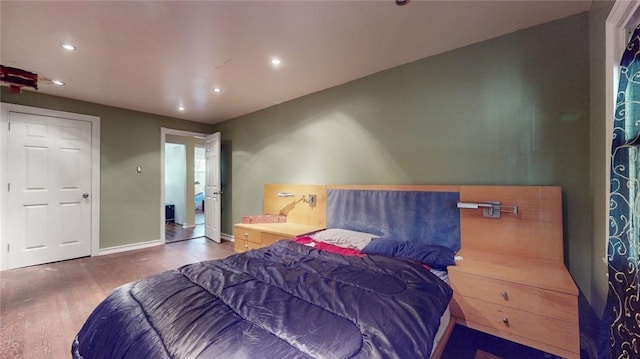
[
  {"x1": 178, "y1": 106, "x2": 185, "y2": 112},
  {"x1": 52, "y1": 80, "x2": 65, "y2": 86},
  {"x1": 213, "y1": 87, "x2": 222, "y2": 93},
  {"x1": 61, "y1": 43, "x2": 76, "y2": 51},
  {"x1": 271, "y1": 58, "x2": 282, "y2": 66}
]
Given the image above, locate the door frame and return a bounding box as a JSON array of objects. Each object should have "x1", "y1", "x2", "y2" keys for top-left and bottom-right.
[
  {"x1": 0, "y1": 103, "x2": 101, "y2": 270},
  {"x1": 204, "y1": 132, "x2": 221, "y2": 243},
  {"x1": 604, "y1": 1, "x2": 640, "y2": 256},
  {"x1": 160, "y1": 127, "x2": 208, "y2": 244}
]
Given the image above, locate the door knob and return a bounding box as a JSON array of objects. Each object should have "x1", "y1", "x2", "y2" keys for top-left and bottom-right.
[{"x1": 82, "y1": 193, "x2": 89, "y2": 199}]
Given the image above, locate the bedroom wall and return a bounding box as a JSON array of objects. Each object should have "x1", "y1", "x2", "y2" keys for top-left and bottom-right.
[
  {"x1": 0, "y1": 88, "x2": 215, "y2": 249},
  {"x1": 213, "y1": 13, "x2": 593, "y2": 303},
  {"x1": 588, "y1": 0, "x2": 615, "y2": 318}
]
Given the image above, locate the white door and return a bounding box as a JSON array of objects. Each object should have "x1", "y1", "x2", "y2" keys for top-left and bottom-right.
[
  {"x1": 204, "y1": 132, "x2": 221, "y2": 243},
  {"x1": 7, "y1": 112, "x2": 92, "y2": 269}
]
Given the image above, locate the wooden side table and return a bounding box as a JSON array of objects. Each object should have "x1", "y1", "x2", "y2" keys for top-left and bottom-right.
[
  {"x1": 448, "y1": 249, "x2": 579, "y2": 359},
  {"x1": 233, "y1": 222, "x2": 324, "y2": 253}
]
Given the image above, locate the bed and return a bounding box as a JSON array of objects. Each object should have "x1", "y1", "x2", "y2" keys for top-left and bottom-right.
[{"x1": 72, "y1": 185, "x2": 466, "y2": 358}]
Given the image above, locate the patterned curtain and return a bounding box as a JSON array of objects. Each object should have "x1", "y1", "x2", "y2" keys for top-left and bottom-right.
[{"x1": 607, "y1": 25, "x2": 640, "y2": 359}]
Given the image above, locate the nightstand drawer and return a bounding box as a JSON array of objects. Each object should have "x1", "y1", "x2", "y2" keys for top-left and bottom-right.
[
  {"x1": 450, "y1": 294, "x2": 579, "y2": 352},
  {"x1": 449, "y1": 271, "x2": 577, "y2": 323},
  {"x1": 235, "y1": 228, "x2": 261, "y2": 244},
  {"x1": 233, "y1": 240, "x2": 245, "y2": 253},
  {"x1": 233, "y1": 237, "x2": 263, "y2": 252},
  {"x1": 233, "y1": 223, "x2": 324, "y2": 253}
]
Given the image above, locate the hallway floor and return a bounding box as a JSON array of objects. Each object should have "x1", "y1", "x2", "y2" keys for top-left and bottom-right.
[
  {"x1": 165, "y1": 210, "x2": 205, "y2": 243},
  {"x1": 165, "y1": 223, "x2": 204, "y2": 242}
]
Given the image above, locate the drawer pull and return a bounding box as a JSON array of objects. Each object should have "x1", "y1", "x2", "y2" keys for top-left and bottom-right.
[
  {"x1": 502, "y1": 317, "x2": 510, "y2": 327},
  {"x1": 501, "y1": 291, "x2": 509, "y2": 301},
  {"x1": 244, "y1": 233, "x2": 249, "y2": 237}
]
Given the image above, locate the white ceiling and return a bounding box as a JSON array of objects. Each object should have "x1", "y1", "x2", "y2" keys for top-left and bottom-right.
[{"x1": 1, "y1": 1, "x2": 592, "y2": 125}]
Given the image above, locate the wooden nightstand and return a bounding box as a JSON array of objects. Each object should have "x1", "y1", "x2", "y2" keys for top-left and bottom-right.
[
  {"x1": 233, "y1": 222, "x2": 324, "y2": 253},
  {"x1": 448, "y1": 249, "x2": 579, "y2": 359},
  {"x1": 449, "y1": 186, "x2": 579, "y2": 358}
]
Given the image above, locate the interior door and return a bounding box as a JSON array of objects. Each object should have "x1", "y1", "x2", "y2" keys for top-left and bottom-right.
[
  {"x1": 204, "y1": 132, "x2": 221, "y2": 243},
  {"x1": 7, "y1": 112, "x2": 92, "y2": 269}
]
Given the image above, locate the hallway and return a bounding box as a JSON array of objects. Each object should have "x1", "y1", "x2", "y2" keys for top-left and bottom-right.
[{"x1": 165, "y1": 211, "x2": 205, "y2": 242}]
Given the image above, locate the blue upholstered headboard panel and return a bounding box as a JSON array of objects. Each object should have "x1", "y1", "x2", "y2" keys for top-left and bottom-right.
[{"x1": 327, "y1": 189, "x2": 460, "y2": 251}]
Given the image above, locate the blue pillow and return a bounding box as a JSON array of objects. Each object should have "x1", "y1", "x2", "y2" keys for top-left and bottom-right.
[{"x1": 361, "y1": 239, "x2": 456, "y2": 269}]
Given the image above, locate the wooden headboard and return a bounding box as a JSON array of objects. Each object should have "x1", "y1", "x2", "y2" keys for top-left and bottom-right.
[
  {"x1": 459, "y1": 185, "x2": 563, "y2": 262},
  {"x1": 263, "y1": 184, "x2": 564, "y2": 262},
  {"x1": 263, "y1": 184, "x2": 573, "y2": 358},
  {"x1": 263, "y1": 184, "x2": 327, "y2": 228}
]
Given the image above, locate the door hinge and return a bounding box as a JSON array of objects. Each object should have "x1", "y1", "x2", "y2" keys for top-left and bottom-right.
[
  {"x1": 7, "y1": 122, "x2": 10, "y2": 131},
  {"x1": 7, "y1": 183, "x2": 9, "y2": 192},
  {"x1": 7, "y1": 244, "x2": 9, "y2": 252}
]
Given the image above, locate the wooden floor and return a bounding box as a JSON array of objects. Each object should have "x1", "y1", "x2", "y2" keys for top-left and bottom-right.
[
  {"x1": 165, "y1": 210, "x2": 205, "y2": 243},
  {"x1": 0, "y1": 237, "x2": 235, "y2": 359},
  {"x1": 165, "y1": 222, "x2": 204, "y2": 243}
]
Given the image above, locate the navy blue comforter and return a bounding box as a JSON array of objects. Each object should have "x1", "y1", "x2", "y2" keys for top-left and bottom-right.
[{"x1": 72, "y1": 240, "x2": 452, "y2": 359}]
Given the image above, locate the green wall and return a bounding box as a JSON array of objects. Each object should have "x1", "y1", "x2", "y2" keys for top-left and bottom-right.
[
  {"x1": 214, "y1": 13, "x2": 594, "y2": 303},
  {"x1": 0, "y1": 88, "x2": 215, "y2": 248},
  {"x1": 589, "y1": 0, "x2": 615, "y2": 318}
]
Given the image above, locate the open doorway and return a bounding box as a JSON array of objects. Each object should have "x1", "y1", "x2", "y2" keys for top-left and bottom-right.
[
  {"x1": 162, "y1": 131, "x2": 206, "y2": 243},
  {"x1": 194, "y1": 145, "x2": 205, "y2": 227},
  {"x1": 161, "y1": 128, "x2": 221, "y2": 245}
]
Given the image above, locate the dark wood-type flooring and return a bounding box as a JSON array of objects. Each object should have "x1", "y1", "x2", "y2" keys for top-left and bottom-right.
[
  {"x1": 165, "y1": 210, "x2": 205, "y2": 243},
  {"x1": 0, "y1": 237, "x2": 235, "y2": 359},
  {"x1": 165, "y1": 222, "x2": 204, "y2": 243}
]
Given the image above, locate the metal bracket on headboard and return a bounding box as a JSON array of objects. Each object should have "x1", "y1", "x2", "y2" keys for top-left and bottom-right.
[{"x1": 456, "y1": 201, "x2": 518, "y2": 219}]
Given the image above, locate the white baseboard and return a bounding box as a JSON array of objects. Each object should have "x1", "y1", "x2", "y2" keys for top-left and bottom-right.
[
  {"x1": 98, "y1": 239, "x2": 163, "y2": 256},
  {"x1": 98, "y1": 234, "x2": 233, "y2": 257},
  {"x1": 221, "y1": 232, "x2": 234, "y2": 242}
]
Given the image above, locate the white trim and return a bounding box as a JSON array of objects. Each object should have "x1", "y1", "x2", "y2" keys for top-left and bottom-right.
[
  {"x1": 221, "y1": 232, "x2": 234, "y2": 242},
  {"x1": 92, "y1": 118, "x2": 101, "y2": 257},
  {"x1": 605, "y1": 1, "x2": 640, "y2": 259},
  {"x1": 0, "y1": 103, "x2": 101, "y2": 270},
  {"x1": 0, "y1": 106, "x2": 7, "y2": 271},
  {"x1": 160, "y1": 127, "x2": 209, "y2": 245},
  {"x1": 98, "y1": 239, "x2": 162, "y2": 256}
]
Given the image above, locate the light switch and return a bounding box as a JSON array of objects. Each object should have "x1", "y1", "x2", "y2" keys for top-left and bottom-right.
[{"x1": 137, "y1": 166, "x2": 142, "y2": 173}]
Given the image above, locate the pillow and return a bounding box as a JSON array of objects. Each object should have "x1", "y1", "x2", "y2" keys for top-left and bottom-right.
[
  {"x1": 361, "y1": 238, "x2": 456, "y2": 269},
  {"x1": 309, "y1": 228, "x2": 378, "y2": 250}
]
